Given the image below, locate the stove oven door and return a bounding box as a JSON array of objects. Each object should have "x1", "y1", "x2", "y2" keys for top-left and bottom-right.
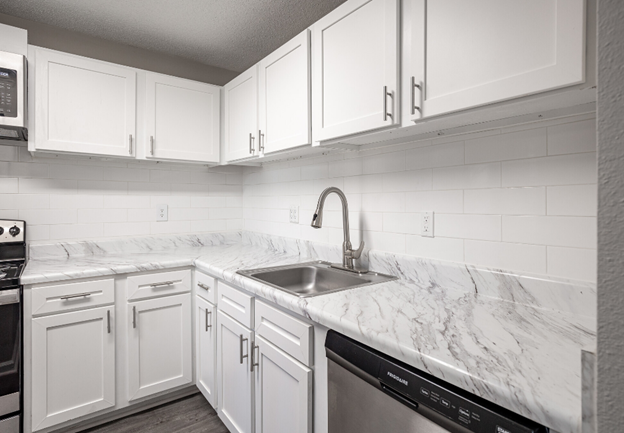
[{"x1": 0, "y1": 288, "x2": 21, "y2": 430}]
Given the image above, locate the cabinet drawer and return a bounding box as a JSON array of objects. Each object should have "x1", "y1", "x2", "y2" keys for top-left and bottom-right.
[
  {"x1": 217, "y1": 282, "x2": 253, "y2": 328},
  {"x1": 31, "y1": 278, "x2": 115, "y2": 316},
  {"x1": 195, "y1": 271, "x2": 217, "y2": 304},
  {"x1": 255, "y1": 299, "x2": 313, "y2": 366},
  {"x1": 127, "y1": 270, "x2": 191, "y2": 301}
]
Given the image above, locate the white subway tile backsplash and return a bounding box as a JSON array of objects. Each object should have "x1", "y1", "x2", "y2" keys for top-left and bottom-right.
[
  {"x1": 362, "y1": 192, "x2": 405, "y2": 213},
  {"x1": 405, "y1": 142, "x2": 464, "y2": 169},
  {"x1": 465, "y1": 128, "x2": 547, "y2": 163},
  {"x1": 344, "y1": 174, "x2": 384, "y2": 194},
  {"x1": 19, "y1": 209, "x2": 77, "y2": 225},
  {"x1": 464, "y1": 187, "x2": 546, "y2": 215},
  {"x1": 77, "y1": 208, "x2": 127, "y2": 223},
  {"x1": 405, "y1": 190, "x2": 463, "y2": 213},
  {"x1": 102, "y1": 167, "x2": 150, "y2": 182},
  {"x1": 383, "y1": 213, "x2": 421, "y2": 235},
  {"x1": 547, "y1": 119, "x2": 596, "y2": 155},
  {"x1": 49, "y1": 164, "x2": 103, "y2": 180},
  {"x1": 547, "y1": 246, "x2": 596, "y2": 282},
  {"x1": 502, "y1": 153, "x2": 597, "y2": 187},
  {"x1": 328, "y1": 158, "x2": 363, "y2": 178},
  {"x1": 104, "y1": 222, "x2": 151, "y2": 237},
  {"x1": 433, "y1": 163, "x2": 501, "y2": 190},
  {"x1": 301, "y1": 163, "x2": 329, "y2": 180},
  {"x1": 382, "y1": 169, "x2": 432, "y2": 192},
  {"x1": 0, "y1": 161, "x2": 49, "y2": 178},
  {"x1": 436, "y1": 214, "x2": 502, "y2": 241},
  {"x1": 51, "y1": 194, "x2": 104, "y2": 209},
  {"x1": 103, "y1": 195, "x2": 149, "y2": 209},
  {"x1": 19, "y1": 178, "x2": 76, "y2": 194},
  {"x1": 78, "y1": 180, "x2": 127, "y2": 195},
  {"x1": 547, "y1": 185, "x2": 597, "y2": 216},
  {"x1": 406, "y1": 236, "x2": 464, "y2": 262},
  {"x1": 49, "y1": 223, "x2": 104, "y2": 240},
  {"x1": 26, "y1": 225, "x2": 50, "y2": 242},
  {"x1": 0, "y1": 194, "x2": 16, "y2": 209},
  {"x1": 464, "y1": 240, "x2": 547, "y2": 274},
  {"x1": 15, "y1": 194, "x2": 50, "y2": 209},
  {"x1": 503, "y1": 216, "x2": 597, "y2": 249},
  {"x1": 362, "y1": 151, "x2": 406, "y2": 174}
]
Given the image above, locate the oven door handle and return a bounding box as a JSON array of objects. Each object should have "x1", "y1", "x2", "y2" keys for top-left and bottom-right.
[{"x1": 0, "y1": 289, "x2": 20, "y2": 305}]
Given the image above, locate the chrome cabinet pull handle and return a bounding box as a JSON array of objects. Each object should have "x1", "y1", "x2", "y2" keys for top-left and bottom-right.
[
  {"x1": 249, "y1": 133, "x2": 255, "y2": 154},
  {"x1": 258, "y1": 130, "x2": 265, "y2": 153},
  {"x1": 60, "y1": 292, "x2": 91, "y2": 300},
  {"x1": 205, "y1": 310, "x2": 212, "y2": 331},
  {"x1": 150, "y1": 136, "x2": 154, "y2": 155},
  {"x1": 197, "y1": 282, "x2": 210, "y2": 291},
  {"x1": 411, "y1": 77, "x2": 421, "y2": 115},
  {"x1": 383, "y1": 86, "x2": 393, "y2": 121},
  {"x1": 132, "y1": 306, "x2": 137, "y2": 329},
  {"x1": 129, "y1": 134, "x2": 133, "y2": 155},
  {"x1": 251, "y1": 343, "x2": 259, "y2": 372},
  {"x1": 240, "y1": 334, "x2": 248, "y2": 364},
  {"x1": 150, "y1": 280, "x2": 176, "y2": 288},
  {"x1": 107, "y1": 310, "x2": 111, "y2": 334}
]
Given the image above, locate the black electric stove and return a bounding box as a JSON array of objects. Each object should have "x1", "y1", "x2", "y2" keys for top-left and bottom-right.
[{"x1": 0, "y1": 219, "x2": 26, "y2": 433}]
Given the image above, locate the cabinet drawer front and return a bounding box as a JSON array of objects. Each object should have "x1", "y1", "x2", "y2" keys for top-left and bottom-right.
[
  {"x1": 217, "y1": 282, "x2": 254, "y2": 328},
  {"x1": 31, "y1": 279, "x2": 115, "y2": 316},
  {"x1": 195, "y1": 271, "x2": 217, "y2": 304},
  {"x1": 255, "y1": 300, "x2": 313, "y2": 366},
  {"x1": 127, "y1": 270, "x2": 191, "y2": 301}
]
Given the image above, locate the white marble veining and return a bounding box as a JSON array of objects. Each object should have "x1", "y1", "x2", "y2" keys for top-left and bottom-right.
[{"x1": 21, "y1": 232, "x2": 596, "y2": 433}]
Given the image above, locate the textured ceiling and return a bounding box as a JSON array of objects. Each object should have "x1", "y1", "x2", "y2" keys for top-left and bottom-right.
[{"x1": 0, "y1": 0, "x2": 346, "y2": 72}]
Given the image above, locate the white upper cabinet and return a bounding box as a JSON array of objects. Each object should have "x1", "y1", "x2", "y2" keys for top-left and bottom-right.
[
  {"x1": 312, "y1": 0, "x2": 399, "y2": 142},
  {"x1": 33, "y1": 47, "x2": 137, "y2": 157},
  {"x1": 223, "y1": 65, "x2": 259, "y2": 162},
  {"x1": 144, "y1": 72, "x2": 220, "y2": 163},
  {"x1": 258, "y1": 30, "x2": 311, "y2": 155},
  {"x1": 402, "y1": 0, "x2": 587, "y2": 123}
]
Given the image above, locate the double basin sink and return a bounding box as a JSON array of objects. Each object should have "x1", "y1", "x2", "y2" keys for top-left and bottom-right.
[{"x1": 237, "y1": 261, "x2": 396, "y2": 298}]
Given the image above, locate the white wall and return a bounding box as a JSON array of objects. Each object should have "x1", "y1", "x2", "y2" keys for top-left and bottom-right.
[
  {"x1": 0, "y1": 145, "x2": 244, "y2": 243},
  {"x1": 244, "y1": 114, "x2": 597, "y2": 282}
]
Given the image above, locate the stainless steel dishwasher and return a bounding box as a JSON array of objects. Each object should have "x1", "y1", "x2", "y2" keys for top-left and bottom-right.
[{"x1": 326, "y1": 331, "x2": 549, "y2": 433}]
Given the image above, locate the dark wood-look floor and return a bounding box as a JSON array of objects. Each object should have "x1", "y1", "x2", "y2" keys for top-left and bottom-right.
[{"x1": 81, "y1": 394, "x2": 229, "y2": 433}]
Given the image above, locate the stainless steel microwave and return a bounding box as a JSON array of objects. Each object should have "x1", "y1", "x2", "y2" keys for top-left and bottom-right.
[{"x1": 0, "y1": 50, "x2": 27, "y2": 141}]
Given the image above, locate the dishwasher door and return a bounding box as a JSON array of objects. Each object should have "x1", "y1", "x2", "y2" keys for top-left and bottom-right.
[{"x1": 328, "y1": 359, "x2": 453, "y2": 433}]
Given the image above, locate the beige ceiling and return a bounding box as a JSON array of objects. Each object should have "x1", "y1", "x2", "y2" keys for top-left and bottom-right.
[{"x1": 0, "y1": 0, "x2": 347, "y2": 73}]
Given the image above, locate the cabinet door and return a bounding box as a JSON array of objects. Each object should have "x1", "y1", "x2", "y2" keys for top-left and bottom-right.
[
  {"x1": 145, "y1": 73, "x2": 220, "y2": 163},
  {"x1": 128, "y1": 294, "x2": 192, "y2": 401},
  {"x1": 259, "y1": 30, "x2": 311, "y2": 155},
  {"x1": 34, "y1": 48, "x2": 136, "y2": 157},
  {"x1": 217, "y1": 310, "x2": 253, "y2": 433},
  {"x1": 403, "y1": 0, "x2": 586, "y2": 121},
  {"x1": 312, "y1": 0, "x2": 399, "y2": 142},
  {"x1": 31, "y1": 307, "x2": 115, "y2": 431},
  {"x1": 196, "y1": 296, "x2": 217, "y2": 408},
  {"x1": 224, "y1": 65, "x2": 258, "y2": 162},
  {"x1": 254, "y1": 336, "x2": 312, "y2": 433}
]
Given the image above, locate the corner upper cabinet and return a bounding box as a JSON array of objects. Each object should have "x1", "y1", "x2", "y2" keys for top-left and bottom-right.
[
  {"x1": 32, "y1": 47, "x2": 137, "y2": 157},
  {"x1": 312, "y1": 0, "x2": 399, "y2": 142},
  {"x1": 258, "y1": 30, "x2": 311, "y2": 155},
  {"x1": 144, "y1": 73, "x2": 220, "y2": 163},
  {"x1": 223, "y1": 65, "x2": 259, "y2": 162},
  {"x1": 402, "y1": 0, "x2": 587, "y2": 123}
]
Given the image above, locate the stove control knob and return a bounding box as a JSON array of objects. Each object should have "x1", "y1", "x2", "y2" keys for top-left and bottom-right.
[
  {"x1": 0, "y1": 227, "x2": 3, "y2": 236},
  {"x1": 9, "y1": 225, "x2": 20, "y2": 237}
]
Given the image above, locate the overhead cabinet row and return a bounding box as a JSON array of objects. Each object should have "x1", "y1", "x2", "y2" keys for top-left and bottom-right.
[
  {"x1": 26, "y1": 0, "x2": 589, "y2": 164},
  {"x1": 29, "y1": 47, "x2": 221, "y2": 163}
]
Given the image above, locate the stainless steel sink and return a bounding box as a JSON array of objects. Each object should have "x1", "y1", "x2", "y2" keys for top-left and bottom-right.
[{"x1": 237, "y1": 261, "x2": 396, "y2": 297}]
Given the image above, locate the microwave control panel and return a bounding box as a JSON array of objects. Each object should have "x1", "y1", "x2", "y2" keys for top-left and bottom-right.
[{"x1": 0, "y1": 67, "x2": 18, "y2": 118}]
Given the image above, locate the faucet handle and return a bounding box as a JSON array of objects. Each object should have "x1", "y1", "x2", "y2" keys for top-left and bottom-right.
[{"x1": 347, "y1": 241, "x2": 365, "y2": 260}]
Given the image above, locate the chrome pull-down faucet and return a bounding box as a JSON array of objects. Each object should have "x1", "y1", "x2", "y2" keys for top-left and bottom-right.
[{"x1": 311, "y1": 187, "x2": 365, "y2": 271}]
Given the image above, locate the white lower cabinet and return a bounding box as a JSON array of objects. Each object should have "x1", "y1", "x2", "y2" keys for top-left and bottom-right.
[
  {"x1": 196, "y1": 296, "x2": 217, "y2": 407},
  {"x1": 127, "y1": 293, "x2": 192, "y2": 401},
  {"x1": 31, "y1": 306, "x2": 115, "y2": 431},
  {"x1": 217, "y1": 310, "x2": 254, "y2": 433},
  {"x1": 254, "y1": 335, "x2": 313, "y2": 433}
]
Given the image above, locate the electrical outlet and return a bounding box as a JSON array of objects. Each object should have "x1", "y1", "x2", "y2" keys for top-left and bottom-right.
[
  {"x1": 156, "y1": 204, "x2": 168, "y2": 222},
  {"x1": 289, "y1": 205, "x2": 299, "y2": 224},
  {"x1": 421, "y1": 211, "x2": 434, "y2": 237}
]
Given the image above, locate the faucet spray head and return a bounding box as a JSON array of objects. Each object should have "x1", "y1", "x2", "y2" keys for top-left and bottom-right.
[{"x1": 311, "y1": 209, "x2": 323, "y2": 228}]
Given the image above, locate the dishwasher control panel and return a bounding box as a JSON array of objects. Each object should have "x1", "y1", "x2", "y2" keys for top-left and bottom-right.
[{"x1": 379, "y1": 360, "x2": 543, "y2": 433}]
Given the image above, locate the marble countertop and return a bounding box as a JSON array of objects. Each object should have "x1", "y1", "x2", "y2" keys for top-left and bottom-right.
[{"x1": 22, "y1": 237, "x2": 596, "y2": 433}]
